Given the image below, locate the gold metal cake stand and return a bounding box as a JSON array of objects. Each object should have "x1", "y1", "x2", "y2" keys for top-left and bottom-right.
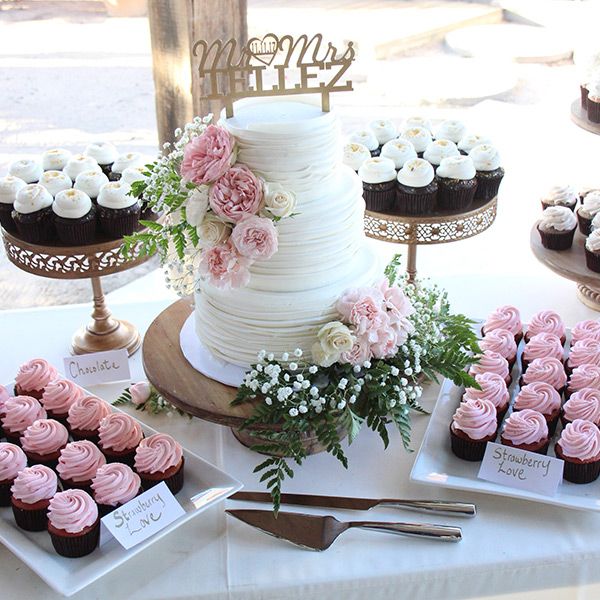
[
  {"x1": 570, "y1": 98, "x2": 600, "y2": 136},
  {"x1": 1, "y1": 228, "x2": 154, "y2": 355},
  {"x1": 364, "y1": 196, "x2": 498, "y2": 282}
]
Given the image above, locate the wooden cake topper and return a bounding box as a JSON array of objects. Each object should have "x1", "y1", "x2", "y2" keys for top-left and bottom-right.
[{"x1": 193, "y1": 34, "x2": 355, "y2": 117}]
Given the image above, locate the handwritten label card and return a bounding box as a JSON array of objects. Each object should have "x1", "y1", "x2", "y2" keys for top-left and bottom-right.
[
  {"x1": 478, "y1": 443, "x2": 564, "y2": 496},
  {"x1": 101, "y1": 482, "x2": 185, "y2": 550},
  {"x1": 63, "y1": 349, "x2": 130, "y2": 386}
]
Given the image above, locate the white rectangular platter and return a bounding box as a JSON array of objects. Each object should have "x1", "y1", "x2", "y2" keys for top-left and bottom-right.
[{"x1": 0, "y1": 383, "x2": 243, "y2": 597}]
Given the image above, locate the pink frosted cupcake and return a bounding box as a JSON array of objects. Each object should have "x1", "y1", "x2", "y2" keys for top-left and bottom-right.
[
  {"x1": 571, "y1": 320, "x2": 600, "y2": 346},
  {"x1": 14, "y1": 358, "x2": 58, "y2": 399},
  {"x1": 566, "y1": 363, "x2": 600, "y2": 399},
  {"x1": 67, "y1": 395, "x2": 112, "y2": 443},
  {"x1": 521, "y1": 333, "x2": 564, "y2": 372},
  {"x1": 567, "y1": 339, "x2": 600, "y2": 374},
  {"x1": 561, "y1": 388, "x2": 600, "y2": 428},
  {"x1": 41, "y1": 379, "x2": 84, "y2": 425},
  {"x1": 92, "y1": 462, "x2": 142, "y2": 516},
  {"x1": 57, "y1": 440, "x2": 106, "y2": 493},
  {"x1": 463, "y1": 372, "x2": 509, "y2": 423},
  {"x1": 1, "y1": 396, "x2": 47, "y2": 445},
  {"x1": 524, "y1": 310, "x2": 566, "y2": 344},
  {"x1": 98, "y1": 413, "x2": 143, "y2": 467},
  {"x1": 555, "y1": 419, "x2": 600, "y2": 483},
  {"x1": 0, "y1": 385, "x2": 12, "y2": 437},
  {"x1": 48, "y1": 489, "x2": 100, "y2": 558},
  {"x1": 469, "y1": 350, "x2": 511, "y2": 386},
  {"x1": 514, "y1": 382, "x2": 562, "y2": 435},
  {"x1": 134, "y1": 433, "x2": 184, "y2": 494},
  {"x1": 500, "y1": 409, "x2": 549, "y2": 455},
  {"x1": 521, "y1": 357, "x2": 567, "y2": 394},
  {"x1": 0, "y1": 442, "x2": 27, "y2": 506},
  {"x1": 11, "y1": 465, "x2": 58, "y2": 531},
  {"x1": 479, "y1": 329, "x2": 517, "y2": 368},
  {"x1": 449, "y1": 398, "x2": 497, "y2": 461},
  {"x1": 482, "y1": 305, "x2": 523, "y2": 344},
  {"x1": 21, "y1": 419, "x2": 69, "y2": 468}
]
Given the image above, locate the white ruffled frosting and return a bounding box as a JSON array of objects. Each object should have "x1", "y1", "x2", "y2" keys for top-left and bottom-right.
[
  {"x1": 97, "y1": 181, "x2": 137, "y2": 209},
  {"x1": 422, "y1": 139, "x2": 459, "y2": 165},
  {"x1": 39, "y1": 170, "x2": 72, "y2": 197},
  {"x1": 74, "y1": 170, "x2": 109, "y2": 198},
  {"x1": 404, "y1": 116, "x2": 432, "y2": 132},
  {"x1": 397, "y1": 158, "x2": 435, "y2": 187},
  {"x1": 380, "y1": 139, "x2": 417, "y2": 169},
  {"x1": 14, "y1": 184, "x2": 53, "y2": 214},
  {"x1": 85, "y1": 141, "x2": 118, "y2": 165},
  {"x1": 64, "y1": 155, "x2": 100, "y2": 181},
  {"x1": 591, "y1": 212, "x2": 600, "y2": 231},
  {"x1": 540, "y1": 206, "x2": 577, "y2": 231},
  {"x1": 435, "y1": 120, "x2": 467, "y2": 143},
  {"x1": 120, "y1": 166, "x2": 148, "y2": 186},
  {"x1": 42, "y1": 149, "x2": 72, "y2": 171},
  {"x1": 587, "y1": 80, "x2": 600, "y2": 101},
  {"x1": 579, "y1": 191, "x2": 600, "y2": 219},
  {"x1": 111, "y1": 152, "x2": 145, "y2": 174},
  {"x1": 9, "y1": 159, "x2": 43, "y2": 183},
  {"x1": 399, "y1": 127, "x2": 432, "y2": 153},
  {"x1": 470, "y1": 144, "x2": 502, "y2": 171},
  {"x1": 348, "y1": 130, "x2": 378, "y2": 151},
  {"x1": 0, "y1": 176, "x2": 26, "y2": 205},
  {"x1": 542, "y1": 184, "x2": 578, "y2": 207},
  {"x1": 358, "y1": 157, "x2": 396, "y2": 184},
  {"x1": 369, "y1": 119, "x2": 397, "y2": 145},
  {"x1": 53, "y1": 189, "x2": 93, "y2": 219},
  {"x1": 458, "y1": 134, "x2": 492, "y2": 153},
  {"x1": 586, "y1": 229, "x2": 600, "y2": 252},
  {"x1": 342, "y1": 143, "x2": 371, "y2": 171},
  {"x1": 436, "y1": 155, "x2": 476, "y2": 180}
]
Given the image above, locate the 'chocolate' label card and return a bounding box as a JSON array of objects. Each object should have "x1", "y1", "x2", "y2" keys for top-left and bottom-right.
[
  {"x1": 478, "y1": 442, "x2": 564, "y2": 496},
  {"x1": 102, "y1": 482, "x2": 185, "y2": 550},
  {"x1": 63, "y1": 349, "x2": 130, "y2": 386}
]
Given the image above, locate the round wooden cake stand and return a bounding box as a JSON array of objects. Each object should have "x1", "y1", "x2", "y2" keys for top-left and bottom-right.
[
  {"x1": 530, "y1": 223, "x2": 600, "y2": 311},
  {"x1": 364, "y1": 195, "x2": 498, "y2": 282},
  {"x1": 570, "y1": 98, "x2": 600, "y2": 136},
  {"x1": 1, "y1": 228, "x2": 153, "y2": 355}
]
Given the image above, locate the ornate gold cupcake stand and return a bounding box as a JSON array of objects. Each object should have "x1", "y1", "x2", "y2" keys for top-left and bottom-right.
[{"x1": 570, "y1": 99, "x2": 600, "y2": 136}]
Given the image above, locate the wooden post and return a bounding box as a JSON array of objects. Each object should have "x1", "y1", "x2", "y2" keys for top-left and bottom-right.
[{"x1": 147, "y1": 0, "x2": 247, "y2": 147}]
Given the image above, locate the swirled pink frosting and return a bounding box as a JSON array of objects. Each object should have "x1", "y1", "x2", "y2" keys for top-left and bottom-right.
[
  {"x1": 67, "y1": 395, "x2": 111, "y2": 431},
  {"x1": 569, "y1": 339, "x2": 600, "y2": 369},
  {"x1": 469, "y1": 350, "x2": 510, "y2": 382},
  {"x1": 502, "y1": 409, "x2": 548, "y2": 445},
  {"x1": 522, "y1": 358, "x2": 567, "y2": 389},
  {"x1": 41, "y1": 379, "x2": 84, "y2": 415},
  {"x1": 0, "y1": 385, "x2": 11, "y2": 414},
  {"x1": 514, "y1": 382, "x2": 561, "y2": 415},
  {"x1": 21, "y1": 419, "x2": 69, "y2": 455},
  {"x1": 480, "y1": 329, "x2": 517, "y2": 361},
  {"x1": 483, "y1": 305, "x2": 522, "y2": 337},
  {"x1": 92, "y1": 463, "x2": 141, "y2": 506},
  {"x1": 527, "y1": 310, "x2": 565, "y2": 340},
  {"x1": 98, "y1": 413, "x2": 143, "y2": 452},
  {"x1": 558, "y1": 419, "x2": 600, "y2": 460},
  {"x1": 571, "y1": 320, "x2": 600, "y2": 345},
  {"x1": 15, "y1": 359, "x2": 58, "y2": 393},
  {"x1": 0, "y1": 442, "x2": 27, "y2": 482},
  {"x1": 2, "y1": 396, "x2": 47, "y2": 434},
  {"x1": 523, "y1": 333, "x2": 564, "y2": 362},
  {"x1": 463, "y1": 372, "x2": 509, "y2": 409},
  {"x1": 48, "y1": 489, "x2": 98, "y2": 533},
  {"x1": 134, "y1": 433, "x2": 183, "y2": 474},
  {"x1": 11, "y1": 465, "x2": 57, "y2": 504},
  {"x1": 57, "y1": 440, "x2": 106, "y2": 482},
  {"x1": 568, "y1": 364, "x2": 600, "y2": 393},
  {"x1": 563, "y1": 388, "x2": 600, "y2": 424},
  {"x1": 451, "y1": 398, "x2": 497, "y2": 440}
]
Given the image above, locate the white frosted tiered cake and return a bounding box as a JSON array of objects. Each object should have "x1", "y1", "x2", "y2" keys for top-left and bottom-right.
[{"x1": 193, "y1": 98, "x2": 379, "y2": 368}]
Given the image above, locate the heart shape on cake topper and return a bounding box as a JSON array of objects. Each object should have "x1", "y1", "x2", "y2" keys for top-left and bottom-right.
[{"x1": 247, "y1": 34, "x2": 281, "y2": 66}]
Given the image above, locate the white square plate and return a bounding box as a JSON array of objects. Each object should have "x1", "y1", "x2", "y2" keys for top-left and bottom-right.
[{"x1": 0, "y1": 383, "x2": 243, "y2": 597}]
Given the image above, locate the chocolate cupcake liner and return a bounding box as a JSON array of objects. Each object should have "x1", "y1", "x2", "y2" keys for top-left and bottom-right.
[
  {"x1": 474, "y1": 171, "x2": 504, "y2": 202},
  {"x1": 437, "y1": 179, "x2": 477, "y2": 212},
  {"x1": 69, "y1": 428, "x2": 99, "y2": 444},
  {"x1": 0, "y1": 481, "x2": 12, "y2": 507},
  {"x1": 140, "y1": 459, "x2": 185, "y2": 495},
  {"x1": 537, "y1": 225, "x2": 576, "y2": 251},
  {"x1": 60, "y1": 478, "x2": 93, "y2": 495},
  {"x1": 562, "y1": 457, "x2": 600, "y2": 484},
  {"x1": 108, "y1": 171, "x2": 122, "y2": 182},
  {"x1": 577, "y1": 211, "x2": 593, "y2": 236},
  {"x1": 54, "y1": 208, "x2": 97, "y2": 246},
  {"x1": 581, "y1": 85, "x2": 589, "y2": 109},
  {"x1": 98, "y1": 204, "x2": 141, "y2": 238},
  {"x1": 12, "y1": 206, "x2": 55, "y2": 244},
  {"x1": 0, "y1": 204, "x2": 17, "y2": 233},
  {"x1": 394, "y1": 184, "x2": 437, "y2": 216},
  {"x1": 102, "y1": 447, "x2": 137, "y2": 468},
  {"x1": 500, "y1": 437, "x2": 550, "y2": 456},
  {"x1": 99, "y1": 163, "x2": 114, "y2": 178},
  {"x1": 50, "y1": 519, "x2": 100, "y2": 558},
  {"x1": 362, "y1": 180, "x2": 395, "y2": 213},
  {"x1": 369, "y1": 148, "x2": 381, "y2": 158},
  {"x1": 12, "y1": 502, "x2": 49, "y2": 532},
  {"x1": 449, "y1": 426, "x2": 493, "y2": 462},
  {"x1": 585, "y1": 247, "x2": 600, "y2": 273},
  {"x1": 588, "y1": 99, "x2": 600, "y2": 124}
]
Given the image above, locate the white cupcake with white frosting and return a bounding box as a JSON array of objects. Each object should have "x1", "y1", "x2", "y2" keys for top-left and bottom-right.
[
  {"x1": 369, "y1": 119, "x2": 397, "y2": 146},
  {"x1": 541, "y1": 185, "x2": 578, "y2": 212},
  {"x1": 422, "y1": 139, "x2": 459, "y2": 167},
  {"x1": 0, "y1": 175, "x2": 26, "y2": 233},
  {"x1": 120, "y1": 166, "x2": 148, "y2": 186},
  {"x1": 342, "y1": 143, "x2": 371, "y2": 172},
  {"x1": 538, "y1": 206, "x2": 577, "y2": 251},
  {"x1": 404, "y1": 116, "x2": 432, "y2": 133},
  {"x1": 39, "y1": 171, "x2": 72, "y2": 197},
  {"x1": 348, "y1": 130, "x2": 379, "y2": 155},
  {"x1": 42, "y1": 149, "x2": 72, "y2": 171},
  {"x1": 458, "y1": 134, "x2": 492, "y2": 155},
  {"x1": 85, "y1": 142, "x2": 118, "y2": 175},
  {"x1": 585, "y1": 229, "x2": 600, "y2": 272},
  {"x1": 52, "y1": 189, "x2": 96, "y2": 245},
  {"x1": 110, "y1": 152, "x2": 145, "y2": 177},
  {"x1": 395, "y1": 158, "x2": 438, "y2": 216},
  {"x1": 64, "y1": 155, "x2": 100, "y2": 182},
  {"x1": 9, "y1": 159, "x2": 43, "y2": 184},
  {"x1": 434, "y1": 120, "x2": 467, "y2": 144},
  {"x1": 12, "y1": 184, "x2": 55, "y2": 243},
  {"x1": 470, "y1": 144, "x2": 504, "y2": 201},
  {"x1": 436, "y1": 156, "x2": 478, "y2": 211},
  {"x1": 399, "y1": 127, "x2": 432, "y2": 154},
  {"x1": 579, "y1": 192, "x2": 600, "y2": 235},
  {"x1": 358, "y1": 157, "x2": 397, "y2": 212},
  {"x1": 380, "y1": 139, "x2": 417, "y2": 170},
  {"x1": 75, "y1": 170, "x2": 109, "y2": 202},
  {"x1": 97, "y1": 181, "x2": 140, "y2": 238}
]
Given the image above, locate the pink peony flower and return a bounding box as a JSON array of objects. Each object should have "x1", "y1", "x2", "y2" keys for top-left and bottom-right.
[
  {"x1": 130, "y1": 381, "x2": 152, "y2": 406},
  {"x1": 371, "y1": 326, "x2": 399, "y2": 359},
  {"x1": 199, "y1": 241, "x2": 252, "y2": 290},
  {"x1": 348, "y1": 295, "x2": 388, "y2": 342},
  {"x1": 378, "y1": 279, "x2": 414, "y2": 319},
  {"x1": 209, "y1": 165, "x2": 263, "y2": 223},
  {"x1": 339, "y1": 337, "x2": 372, "y2": 366},
  {"x1": 336, "y1": 286, "x2": 384, "y2": 322},
  {"x1": 180, "y1": 125, "x2": 234, "y2": 185},
  {"x1": 231, "y1": 215, "x2": 278, "y2": 260}
]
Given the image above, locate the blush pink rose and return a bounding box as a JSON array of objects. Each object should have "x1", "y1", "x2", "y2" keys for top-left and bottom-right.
[
  {"x1": 378, "y1": 279, "x2": 414, "y2": 319},
  {"x1": 209, "y1": 165, "x2": 263, "y2": 223},
  {"x1": 130, "y1": 381, "x2": 152, "y2": 406},
  {"x1": 339, "y1": 337, "x2": 372, "y2": 366},
  {"x1": 199, "y1": 241, "x2": 252, "y2": 290},
  {"x1": 180, "y1": 125, "x2": 234, "y2": 185},
  {"x1": 336, "y1": 286, "x2": 384, "y2": 322},
  {"x1": 231, "y1": 215, "x2": 278, "y2": 260},
  {"x1": 371, "y1": 325, "x2": 399, "y2": 359},
  {"x1": 349, "y1": 295, "x2": 388, "y2": 342}
]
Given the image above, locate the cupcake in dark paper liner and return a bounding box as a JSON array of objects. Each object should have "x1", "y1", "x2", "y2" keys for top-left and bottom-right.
[
  {"x1": 358, "y1": 157, "x2": 397, "y2": 213},
  {"x1": 63, "y1": 154, "x2": 100, "y2": 182},
  {"x1": 97, "y1": 181, "x2": 141, "y2": 238},
  {"x1": 462, "y1": 372, "x2": 509, "y2": 424},
  {"x1": 0, "y1": 443, "x2": 27, "y2": 506},
  {"x1": 587, "y1": 80, "x2": 600, "y2": 123},
  {"x1": 479, "y1": 328, "x2": 517, "y2": 368},
  {"x1": 380, "y1": 139, "x2": 417, "y2": 171},
  {"x1": 470, "y1": 144, "x2": 504, "y2": 201},
  {"x1": 566, "y1": 338, "x2": 600, "y2": 374},
  {"x1": 48, "y1": 489, "x2": 100, "y2": 558},
  {"x1": 469, "y1": 350, "x2": 511, "y2": 386},
  {"x1": 134, "y1": 433, "x2": 184, "y2": 494},
  {"x1": 369, "y1": 119, "x2": 397, "y2": 152},
  {"x1": 38, "y1": 170, "x2": 72, "y2": 198},
  {"x1": 581, "y1": 83, "x2": 589, "y2": 109},
  {"x1": 540, "y1": 184, "x2": 578, "y2": 212},
  {"x1": 92, "y1": 462, "x2": 142, "y2": 516},
  {"x1": 348, "y1": 130, "x2": 380, "y2": 157},
  {"x1": 576, "y1": 191, "x2": 600, "y2": 235},
  {"x1": 537, "y1": 206, "x2": 577, "y2": 251},
  {"x1": 555, "y1": 419, "x2": 600, "y2": 484},
  {"x1": 98, "y1": 412, "x2": 143, "y2": 467},
  {"x1": 9, "y1": 158, "x2": 43, "y2": 184},
  {"x1": 109, "y1": 152, "x2": 145, "y2": 181},
  {"x1": 514, "y1": 382, "x2": 561, "y2": 436},
  {"x1": 57, "y1": 440, "x2": 106, "y2": 492},
  {"x1": 482, "y1": 305, "x2": 523, "y2": 344},
  {"x1": 67, "y1": 394, "x2": 112, "y2": 442},
  {"x1": 41, "y1": 378, "x2": 84, "y2": 425},
  {"x1": 12, "y1": 184, "x2": 55, "y2": 243},
  {"x1": 521, "y1": 333, "x2": 564, "y2": 372},
  {"x1": 525, "y1": 309, "x2": 566, "y2": 344},
  {"x1": 342, "y1": 143, "x2": 371, "y2": 173},
  {"x1": 395, "y1": 158, "x2": 437, "y2": 216},
  {"x1": 585, "y1": 229, "x2": 600, "y2": 273},
  {"x1": 500, "y1": 409, "x2": 549, "y2": 455},
  {"x1": 422, "y1": 139, "x2": 459, "y2": 171},
  {"x1": 562, "y1": 388, "x2": 600, "y2": 428},
  {"x1": 14, "y1": 358, "x2": 58, "y2": 399},
  {"x1": 41, "y1": 148, "x2": 72, "y2": 172},
  {"x1": 21, "y1": 418, "x2": 69, "y2": 469},
  {"x1": 434, "y1": 119, "x2": 467, "y2": 144},
  {"x1": 520, "y1": 357, "x2": 567, "y2": 395},
  {"x1": 457, "y1": 134, "x2": 491, "y2": 156},
  {"x1": 2, "y1": 396, "x2": 47, "y2": 445},
  {"x1": 74, "y1": 170, "x2": 109, "y2": 205},
  {"x1": 85, "y1": 141, "x2": 119, "y2": 177},
  {"x1": 0, "y1": 175, "x2": 26, "y2": 233},
  {"x1": 11, "y1": 465, "x2": 58, "y2": 531},
  {"x1": 566, "y1": 363, "x2": 600, "y2": 399},
  {"x1": 53, "y1": 189, "x2": 97, "y2": 246},
  {"x1": 398, "y1": 126, "x2": 432, "y2": 158},
  {"x1": 435, "y1": 155, "x2": 478, "y2": 211},
  {"x1": 450, "y1": 398, "x2": 497, "y2": 461}
]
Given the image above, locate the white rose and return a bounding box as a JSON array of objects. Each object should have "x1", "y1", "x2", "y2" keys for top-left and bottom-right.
[
  {"x1": 197, "y1": 214, "x2": 231, "y2": 248},
  {"x1": 311, "y1": 342, "x2": 339, "y2": 368},
  {"x1": 185, "y1": 186, "x2": 209, "y2": 227},
  {"x1": 263, "y1": 183, "x2": 296, "y2": 219},
  {"x1": 317, "y1": 321, "x2": 355, "y2": 356}
]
